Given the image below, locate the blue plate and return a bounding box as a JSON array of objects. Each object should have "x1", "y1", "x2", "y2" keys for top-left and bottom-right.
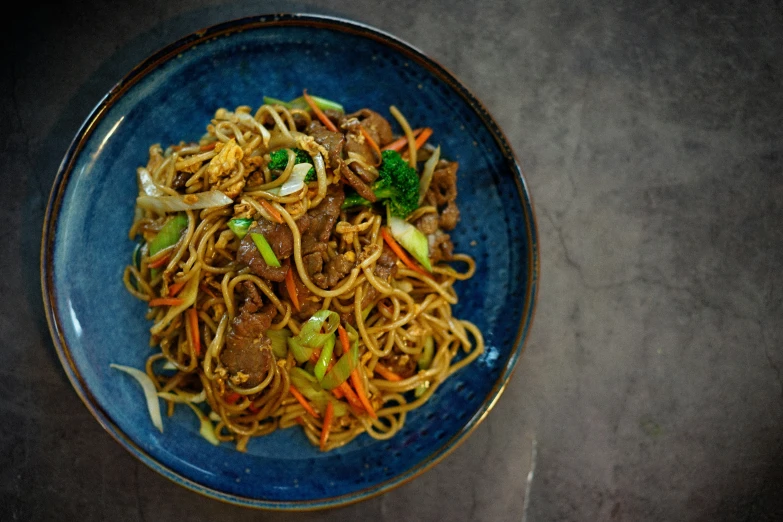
[{"x1": 41, "y1": 13, "x2": 538, "y2": 510}]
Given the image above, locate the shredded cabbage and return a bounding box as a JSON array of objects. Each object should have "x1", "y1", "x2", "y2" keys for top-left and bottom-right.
[
  {"x1": 389, "y1": 216, "x2": 432, "y2": 272},
  {"x1": 418, "y1": 145, "x2": 441, "y2": 205},
  {"x1": 137, "y1": 167, "x2": 164, "y2": 197},
  {"x1": 110, "y1": 364, "x2": 163, "y2": 433},
  {"x1": 150, "y1": 268, "x2": 201, "y2": 336},
  {"x1": 157, "y1": 389, "x2": 206, "y2": 404},
  {"x1": 186, "y1": 403, "x2": 220, "y2": 446},
  {"x1": 136, "y1": 190, "x2": 233, "y2": 214},
  {"x1": 267, "y1": 163, "x2": 312, "y2": 196}
]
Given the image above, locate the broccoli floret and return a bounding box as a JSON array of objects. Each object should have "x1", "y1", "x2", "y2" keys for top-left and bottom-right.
[
  {"x1": 341, "y1": 150, "x2": 420, "y2": 218},
  {"x1": 375, "y1": 150, "x2": 420, "y2": 217},
  {"x1": 268, "y1": 148, "x2": 316, "y2": 181},
  {"x1": 342, "y1": 190, "x2": 371, "y2": 210}
]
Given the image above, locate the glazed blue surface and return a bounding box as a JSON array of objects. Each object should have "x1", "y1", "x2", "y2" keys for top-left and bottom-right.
[{"x1": 45, "y1": 14, "x2": 537, "y2": 509}]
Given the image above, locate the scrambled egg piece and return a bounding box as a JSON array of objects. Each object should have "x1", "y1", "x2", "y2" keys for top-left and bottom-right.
[
  {"x1": 242, "y1": 155, "x2": 265, "y2": 186},
  {"x1": 206, "y1": 139, "x2": 245, "y2": 198},
  {"x1": 232, "y1": 201, "x2": 254, "y2": 219}
]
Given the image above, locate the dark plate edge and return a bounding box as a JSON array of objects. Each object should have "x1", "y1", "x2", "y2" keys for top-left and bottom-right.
[{"x1": 39, "y1": 12, "x2": 540, "y2": 511}]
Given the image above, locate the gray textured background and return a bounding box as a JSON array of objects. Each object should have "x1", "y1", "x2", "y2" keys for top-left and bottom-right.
[{"x1": 3, "y1": 1, "x2": 783, "y2": 520}]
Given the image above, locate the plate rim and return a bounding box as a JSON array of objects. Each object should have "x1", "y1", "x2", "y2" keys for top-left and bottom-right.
[{"x1": 40, "y1": 12, "x2": 540, "y2": 511}]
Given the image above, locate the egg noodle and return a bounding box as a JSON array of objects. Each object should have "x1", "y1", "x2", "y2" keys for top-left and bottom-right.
[{"x1": 121, "y1": 92, "x2": 483, "y2": 451}]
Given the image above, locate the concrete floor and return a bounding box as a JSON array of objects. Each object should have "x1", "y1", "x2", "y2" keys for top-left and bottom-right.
[{"x1": 2, "y1": 1, "x2": 782, "y2": 520}]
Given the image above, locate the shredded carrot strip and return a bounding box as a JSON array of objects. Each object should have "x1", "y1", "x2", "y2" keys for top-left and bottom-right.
[
  {"x1": 403, "y1": 128, "x2": 433, "y2": 160},
  {"x1": 294, "y1": 416, "x2": 305, "y2": 426},
  {"x1": 374, "y1": 363, "x2": 403, "y2": 382},
  {"x1": 259, "y1": 199, "x2": 283, "y2": 223},
  {"x1": 320, "y1": 401, "x2": 334, "y2": 450},
  {"x1": 302, "y1": 90, "x2": 338, "y2": 132},
  {"x1": 148, "y1": 297, "x2": 185, "y2": 307},
  {"x1": 224, "y1": 392, "x2": 241, "y2": 404},
  {"x1": 414, "y1": 127, "x2": 433, "y2": 150},
  {"x1": 359, "y1": 125, "x2": 382, "y2": 162},
  {"x1": 337, "y1": 325, "x2": 350, "y2": 354},
  {"x1": 351, "y1": 368, "x2": 377, "y2": 419},
  {"x1": 147, "y1": 255, "x2": 170, "y2": 269},
  {"x1": 200, "y1": 142, "x2": 217, "y2": 151},
  {"x1": 402, "y1": 127, "x2": 432, "y2": 159},
  {"x1": 167, "y1": 281, "x2": 186, "y2": 297},
  {"x1": 380, "y1": 227, "x2": 431, "y2": 278},
  {"x1": 332, "y1": 327, "x2": 367, "y2": 410},
  {"x1": 289, "y1": 385, "x2": 320, "y2": 418},
  {"x1": 187, "y1": 308, "x2": 201, "y2": 356},
  {"x1": 199, "y1": 282, "x2": 217, "y2": 299},
  {"x1": 382, "y1": 128, "x2": 424, "y2": 152},
  {"x1": 285, "y1": 266, "x2": 301, "y2": 312},
  {"x1": 338, "y1": 381, "x2": 365, "y2": 412},
  {"x1": 309, "y1": 347, "x2": 322, "y2": 364}
]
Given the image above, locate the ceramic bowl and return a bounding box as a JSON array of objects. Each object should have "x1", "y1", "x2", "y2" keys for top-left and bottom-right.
[{"x1": 41, "y1": 13, "x2": 538, "y2": 510}]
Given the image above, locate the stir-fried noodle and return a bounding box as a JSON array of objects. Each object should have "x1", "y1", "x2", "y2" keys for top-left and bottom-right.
[{"x1": 122, "y1": 92, "x2": 483, "y2": 451}]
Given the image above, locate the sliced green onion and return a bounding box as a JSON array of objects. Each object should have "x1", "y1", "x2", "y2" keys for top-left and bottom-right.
[
  {"x1": 263, "y1": 96, "x2": 292, "y2": 108},
  {"x1": 291, "y1": 95, "x2": 344, "y2": 113},
  {"x1": 361, "y1": 304, "x2": 373, "y2": 322},
  {"x1": 250, "y1": 232, "x2": 281, "y2": 267},
  {"x1": 300, "y1": 310, "x2": 340, "y2": 346},
  {"x1": 290, "y1": 367, "x2": 349, "y2": 417},
  {"x1": 388, "y1": 215, "x2": 432, "y2": 272},
  {"x1": 290, "y1": 366, "x2": 318, "y2": 385},
  {"x1": 418, "y1": 335, "x2": 435, "y2": 370},
  {"x1": 149, "y1": 213, "x2": 188, "y2": 256},
  {"x1": 287, "y1": 310, "x2": 340, "y2": 363},
  {"x1": 227, "y1": 217, "x2": 253, "y2": 239},
  {"x1": 264, "y1": 95, "x2": 344, "y2": 113},
  {"x1": 319, "y1": 324, "x2": 359, "y2": 390},
  {"x1": 288, "y1": 337, "x2": 312, "y2": 366},
  {"x1": 110, "y1": 364, "x2": 163, "y2": 433},
  {"x1": 267, "y1": 328, "x2": 292, "y2": 358},
  {"x1": 185, "y1": 403, "x2": 219, "y2": 446},
  {"x1": 314, "y1": 334, "x2": 335, "y2": 381},
  {"x1": 414, "y1": 381, "x2": 431, "y2": 398}
]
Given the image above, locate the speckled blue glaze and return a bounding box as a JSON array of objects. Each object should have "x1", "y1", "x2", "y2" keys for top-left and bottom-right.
[{"x1": 41, "y1": 14, "x2": 538, "y2": 510}]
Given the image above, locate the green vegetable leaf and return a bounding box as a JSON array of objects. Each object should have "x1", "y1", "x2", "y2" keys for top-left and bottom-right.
[{"x1": 149, "y1": 213, "x2": 188, "y2": 255}]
